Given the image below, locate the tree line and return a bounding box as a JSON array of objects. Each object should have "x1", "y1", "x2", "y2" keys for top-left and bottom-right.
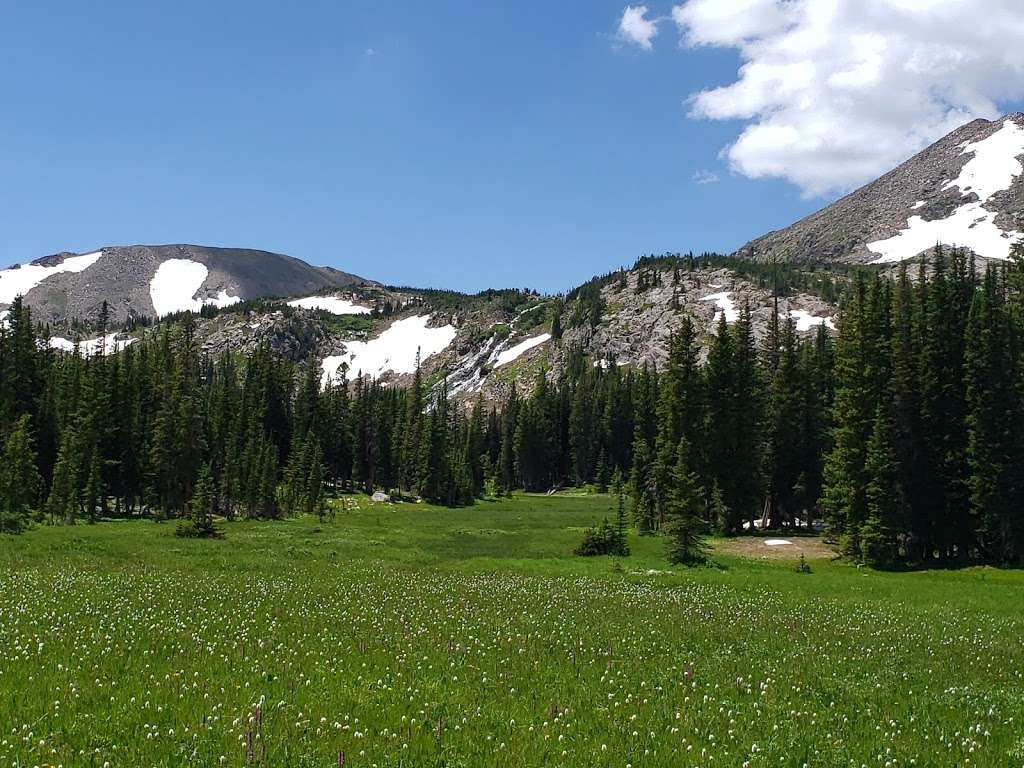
[{"x1": 2, "y1": 246, "x2": 1024, "y2": 567}]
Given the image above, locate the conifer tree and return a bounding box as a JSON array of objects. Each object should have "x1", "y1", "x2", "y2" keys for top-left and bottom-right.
[
  {"x1": 612, "y1": 469, "x2": 629, "y2": 556},
  {"x1": 630, "y1": 437, "x2": 656, "y2": 534},
  {"x1": 965, "y1": 267, "x2": 1019, "y2": 563},
  {"x1": 47, "y1": 428, "x2": 79, "y2": 525},
  {"x1": 0, "y1": 415, "x2": 41, "y2": 532},
  {"x1": 663, "y1": 439, "x2": 707, "y2": 565},
  {"x1": 862, "y1": 402, "x2": 904, "y2": 568},
  {"x1": 182, "y1": 462, "x2": 219, "y2": 537}
]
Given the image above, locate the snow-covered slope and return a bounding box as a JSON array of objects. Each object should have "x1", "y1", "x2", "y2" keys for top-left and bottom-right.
[
  {"x1": 736, "y1": 113, "x2": 1024, "y2": 265},
  {"x1": 788, "y1": 309, "x2": 835, "y2": 332},
  {"x1": 48, "y1": 332, "x2": 137, "y2": 356},
  {"x1": 0, "y1": 250, "x2": 103, "y2": 304},
  {"x1": 700, "y1": 291, "x2": 739, "y2": 324},
  {"x1": 286, "y1": 296, "x2": 372, "y2": 315},
  {"x1": 321, "y1": 315, "x2": 456, "y2": 385},
  {"x1": 0, "y1": 244, "x2": 368, "y2": 324},
  {"x1": 494, "y1": 333, "x2": 551, "y2": 368},
  {"x1": 868, "y1": 119, "x2": 1024, "y2": 263}
]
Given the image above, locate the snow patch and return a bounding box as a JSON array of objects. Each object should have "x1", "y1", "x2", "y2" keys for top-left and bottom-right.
[
  {"x1": 149, "y1": 259, "x2": 241, "y2": 316},
  {"x1": 287, "y1": 296, "x2": 372, "y2": 315},
  {"x1": 701, "y1": 291, "x2": 739, "y2": 323},
  {"x1": 0, "y1": 251, "x2": 104, "y2": 305},
  {"x1": 868, "y1": 119, "x2": 1024, "y2": 263},
  {"x1": 0, "y1": 310, "x2": 8, "y2": 328},
  {"x1": 321, "y1": 315, "x2": 456, "y2": 385},
  {"x1": 48, "y1": 332, "x2": 136, "y2": 356},
  {"x1": 788, "y1": 309, "x2": 836, "y2": 332},
  {"x1": 764, "y1": 539, "x2": 792, "y2": 547},
  {"x1": 494, "y1": 333, "x2": 551, "y2": 368},
  {"x1": 446, "y1": 330, "x2": 552, "y2": 395},
  {"x1": 206, "y1": 289, "x2": 241, "y2": 309},
  {"x1": 149, "y1": 259, "x2": 209, "y2": 316}
]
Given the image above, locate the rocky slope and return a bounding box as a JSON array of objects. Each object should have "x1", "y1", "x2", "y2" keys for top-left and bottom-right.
[
  {"x1": 0, "y1": 244, "x2": 367, "y2": 325},
  {"x1": 405, "y1": 261, "x2": 837, "y2": 404},
  {"x1": 9, "y1": 254, "x2": 839, "y2": 404},
  {"x1": 736, "y1": 113, "x2": 1024, "y2": 265}
]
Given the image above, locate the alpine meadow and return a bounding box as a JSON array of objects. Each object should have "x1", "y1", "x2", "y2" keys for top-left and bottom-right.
[{"x1": 4, "y1": 1, "x2": 1024, "y2": 766}]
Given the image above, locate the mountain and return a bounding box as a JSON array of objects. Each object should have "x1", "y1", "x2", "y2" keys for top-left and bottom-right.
[
  {"x1": 0, "y1": 244, "x2": 367, "y2": 324},
  {"x1": 735, "y1": 113, "x2": 1024, "y2": 265},
  {"x1": 2, "y1": 247, "x2": 840, "y2": 406}
]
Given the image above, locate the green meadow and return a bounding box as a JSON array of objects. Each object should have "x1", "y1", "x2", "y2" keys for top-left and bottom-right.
[{"x1": 2, "y1": 493, "x2": 1022, "y2": 767}]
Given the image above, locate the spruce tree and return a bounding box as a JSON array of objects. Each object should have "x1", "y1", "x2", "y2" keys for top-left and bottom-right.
[
  {"x1": 612, "y1": 468, "x2": 629, "y2": 556},
  {"x1": 47, "y1": 428, "x2": 79, "y2": 525},
  {"x1": 862, "y1": 402, "x2": 904, "y2": 568},
  {"x1": 182, "y1": 462, "x2": 219, "y2": 537},
  {"x1": 663, "y1": 439, "x2": 707, "y2": 566},
  {"x1": 630, "y1": 437, "x2": 656, "y2": 534},
  {"x1": 0, "y1": 415, "x2": 41, "y2": 532},
  {"x1": 965, "y1": 267, "x2": 1019, "y2": 563}
]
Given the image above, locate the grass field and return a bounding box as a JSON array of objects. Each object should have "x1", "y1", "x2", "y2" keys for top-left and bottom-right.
[{"x1": 2, "y1": 493, "x2": 1023, "y2": 767}]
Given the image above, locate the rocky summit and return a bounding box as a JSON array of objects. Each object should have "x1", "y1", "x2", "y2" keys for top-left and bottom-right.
[
  {"x1": 0, "y1": 244, "x2": 367, "y2": 325},
  {"x1": 735, "y1": 113, "x2": 1024, "y2": 266}
]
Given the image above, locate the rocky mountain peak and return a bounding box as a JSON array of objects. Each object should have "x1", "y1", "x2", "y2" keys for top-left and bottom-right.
[{"x1": 735, "y1": 113, "x2": 1024, "y2": 265}]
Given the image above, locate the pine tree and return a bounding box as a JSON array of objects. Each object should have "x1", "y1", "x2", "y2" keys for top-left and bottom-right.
[
  {"x1": 663, "y1": 439, "x2": 707, "y2": 566},
  {"x1": 304, "y1": 441, "x2": 326, "y2": 520},
  {"x1": 0, "y1": 415, "x2": 41, "y2": 532},
  {"x1": 707, "y1": 480, "x2": 729, "y2": 534},
  {"x1": 630, "y1": 436, "x2": 656, "y2": 534},
  {"x1": 862, "y1": 403, "x2": 903, "y2": 568},
  {"x1": 822, "y1": 273, "x2": 887, "y2": 554},
  {"x1": 965, "y1": 267, "x2": 1019, "y2": 563},
  {"x1": 82, "y1": 448, "x2": 103, "y2": 524},
  {"x1": 180, "y1": 462, "x2": 219, "y2": 537},
  {"x1": 499, "y1": 383, "x2": 519, "y2": 494},
  {"x1": 763, "y1": 315, "x2": 802, "y2": 527},
  {"x1": 612, "y1": 468, "x2": 629, "y2": 556},
  {"x1": 47, "y1": 427, "x2": 79, "y2": 525}
]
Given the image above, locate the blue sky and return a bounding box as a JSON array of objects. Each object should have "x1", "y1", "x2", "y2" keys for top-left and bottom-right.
[{"x1": 2, "y1": 1, "x2": 1022, "y2": 292}]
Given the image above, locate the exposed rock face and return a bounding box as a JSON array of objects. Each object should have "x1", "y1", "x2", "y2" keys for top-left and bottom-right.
[
  {"x1": 427, "y1": 266, "x2": 836, "y2": 405},
  {"x1": 1, "y1": 244, "x2": 368, "y2": 325},
  {"x1": 735, "y1": 113, "x2": 1024, "y2": 265},
  {"x1": 556, "y1": 268, "x2": 834, "y2": 372},
  {"x1": 196, "y1": 308, "x2": 345, "y2": 363}
]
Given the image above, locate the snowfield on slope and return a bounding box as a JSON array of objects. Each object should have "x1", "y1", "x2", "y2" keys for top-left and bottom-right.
[
  {"x1": 701, "y1": 291, "x2": 739, "y2": 324},
  {"x1": 0, "y1": 251, "x2": 104, "y2": 305},
  {"x1": 149, "y1": 259, "x2": 240, "y2": 317},
  {"x1": 287, "y1": 296, "x2": 372, "y2": 315},
  {"x1": 48, "y1": 332, "x2": 137, "y2": 356},
  {"x1": 446, "y1": 330, "x2": 552, "y2": 395},
  {"x1": 494, "y1": 333, "x2": 551, "y2": 368},
  {"x1": 788, "y1": 309, "x2": 836, "y2": 332},
  {"x1": 321, "y1": 315, "x2": 456, "y2": 384},
  {"x1": 868, "y1": 119, "x2": 1024, "y2": 263}
]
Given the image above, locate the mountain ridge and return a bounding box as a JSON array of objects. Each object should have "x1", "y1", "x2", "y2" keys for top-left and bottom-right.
[
  {"x1": 735, "y1": 112, "x2": 1024, "y2": 265},
  {"x1": 0, "y1": 243, "x2": 369, "y2": 324}
]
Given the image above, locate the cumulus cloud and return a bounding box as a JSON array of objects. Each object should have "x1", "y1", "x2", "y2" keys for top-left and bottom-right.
[
  {"x1": 669, "y1": 0, "x2": 1024, "y2": 196},
  {"x1": 618, "y1": 5, "x2": 659, "y2": 50},
  {"x1": 692, "y1": 169, "x2": 719, "y2": 185}
]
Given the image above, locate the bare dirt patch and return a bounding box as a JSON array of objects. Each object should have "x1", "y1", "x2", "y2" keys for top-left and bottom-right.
[{"x1": 714, "y1": 535, "x2": 839, "y2": 561}]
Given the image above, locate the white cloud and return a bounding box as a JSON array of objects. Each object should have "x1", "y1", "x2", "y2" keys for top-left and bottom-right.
[
  {"x1": 618, "y1": 5, "x2": 659, "y2": 50},
  {"x1": 669, "y1": 0, "x2": 1024, "y2": 197},
  {"x1": 692, "y1": 169, "x2": 719, "y2": 184}
]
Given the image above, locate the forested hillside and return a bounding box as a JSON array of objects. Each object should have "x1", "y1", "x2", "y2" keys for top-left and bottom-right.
[{"x1": 2, "y1": 246, "x2": 1024, "y2": 567}]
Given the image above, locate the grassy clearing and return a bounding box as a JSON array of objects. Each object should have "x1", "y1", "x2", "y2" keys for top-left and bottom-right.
[{"x1": 1, "y1": 493, "x2": 1023, "y2": 767}]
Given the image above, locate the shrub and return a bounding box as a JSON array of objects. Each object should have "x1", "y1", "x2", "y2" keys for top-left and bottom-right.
[{"x1": 574, "y1": 518, "x2": 628, "y2": 557}]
